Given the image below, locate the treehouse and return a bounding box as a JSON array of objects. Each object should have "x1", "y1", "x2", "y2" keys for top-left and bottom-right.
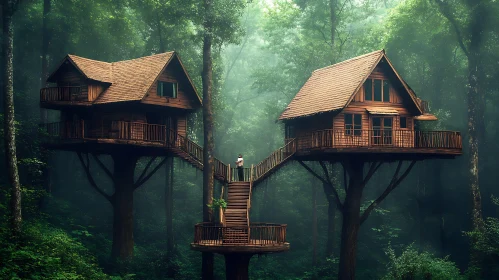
[
  {"x1": 40, "y1": 52, "x2": 201, "y2": 155},
  {"x1": 279, "y1": 50, "x2": 462, "y2": 161}
]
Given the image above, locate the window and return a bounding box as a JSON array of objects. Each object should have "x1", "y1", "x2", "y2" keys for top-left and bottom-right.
[
  {"x1": 364, "y1": 79, "x2": 372, "y2": 101},
  {"x1": 400, "y1": 117, "x2": 407, "y2": 129},
  {"x1": 345, "y1": 114, "x2": 362, "y2": 136},
  {"x1": 157, "y1": 81, "x2": 177, "y2": 98},
  {"x1": 374, "y1": 80, "x2": 382, "y2": 101},
  {"x1": 363, "y1": 79, "x2": 390, "y2": 102},
  {"x1": 285, "y1": 124, "x2": 295, "y2": 139}
]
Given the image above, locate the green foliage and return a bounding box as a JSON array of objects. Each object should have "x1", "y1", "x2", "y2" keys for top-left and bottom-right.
[
  {"x1": 207, "y1": 198, "x2": 227, "y2": 210},
  {"x1": 466, "y1": 196, "x2": 499, "y2": 259},
  {"x1": 0, "y1": 221, "x2": 112, "y2": 280},
  {"x1": 382, "y1": 245, "x2": 465, "y2": 280}
]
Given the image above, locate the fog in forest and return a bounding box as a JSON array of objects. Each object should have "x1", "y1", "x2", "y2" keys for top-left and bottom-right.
[{"x1": 1, "y1": 0, "x2": 498, "y2": 279}]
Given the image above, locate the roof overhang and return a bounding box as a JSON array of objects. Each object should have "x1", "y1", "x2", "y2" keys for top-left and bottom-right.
[
  {"x1": 365, "y1": 107, "x2": 399, "y2": 115},
  {"x1": 414, "y1": 114, "x2": 438, "y2": 121}
]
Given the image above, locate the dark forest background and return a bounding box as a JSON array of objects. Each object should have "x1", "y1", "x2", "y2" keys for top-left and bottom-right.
[{"x1": 1, "y1": 0, "x2": 499, "y2": 279}]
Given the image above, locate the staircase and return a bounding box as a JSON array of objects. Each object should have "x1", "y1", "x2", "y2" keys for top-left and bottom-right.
[
  {"x1": 223, "y1": 181, "x2": 251, "y2": 244},
  {"x1": 252, "y1": 139, "x2": 296, "y2": 186}
]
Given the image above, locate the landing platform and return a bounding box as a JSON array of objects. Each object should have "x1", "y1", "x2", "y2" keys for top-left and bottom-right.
[
  {"x1": 191, "y1": 223, "x2": 289, "y2": 255},
  {"x1": 191, "y1": 241, "x2": 290, "y2": 254}
]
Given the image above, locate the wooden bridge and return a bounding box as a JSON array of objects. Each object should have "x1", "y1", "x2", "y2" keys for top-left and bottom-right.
[{"x1": 40, "y1": 120, "x2": 462, "y2": 250}]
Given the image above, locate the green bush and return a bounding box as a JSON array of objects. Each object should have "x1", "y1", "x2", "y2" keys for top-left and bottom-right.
[
  {"x1": 0, "y1": 221, "x2": 112, "y2": 280},
  {"x1": 382, "y1": 245, "x2": 465, "y2": 280}
]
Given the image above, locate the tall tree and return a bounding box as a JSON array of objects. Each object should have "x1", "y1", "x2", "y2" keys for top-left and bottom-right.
[
  {"x1": 433, "y1": 0, "x2": 488, "y2": 266},
  {"x1": 201, "y1": 0, "x2": 215, "y2": 278},
  {"x1": 2, "y1": 0, "x2": 22, "y2": 234},
  {"x1": 39, "y1": 0, "x2": 52, "y2": 201}
]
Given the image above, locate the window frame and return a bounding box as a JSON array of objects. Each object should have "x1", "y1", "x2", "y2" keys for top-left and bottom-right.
[
  {"x1": 344, "y1": 113, "x2": 362, "y2": 136},
  {"x1": 364, "y1": 78, "x2": 390, "y2": 102},
  {"x1": 399, "y1": 116, "x2": 408, "y2": 129},
  {"x1": 157, "y1": 81, "x2": 178, "y2": 98}
]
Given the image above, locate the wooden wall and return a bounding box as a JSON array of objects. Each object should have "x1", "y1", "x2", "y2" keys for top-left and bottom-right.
[
  {"x1": 88, "y1": 84, "x2": 105, "y2": 102},
  {"x1": 142, "y1": 61, "x2": 196, "y2": 109},
  {"x1": 288, "y1": 65, "x2": 419, "y2": 148},
  {"x1": 177, "y1": 115, "x2": 187, "y2": 137}
]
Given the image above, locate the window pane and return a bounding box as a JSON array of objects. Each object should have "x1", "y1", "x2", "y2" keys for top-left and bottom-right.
[
  {"x1": 373, "y1": 117, "x2": 381, "y2": 127},
  {"x1": 400, "y1": 117, "x2": 407, "y2": 128},
  {"x1": 364, "y1": 79, "x2": 372, "y2": 101},
  {"x1": 374, "y1": 79, "x2": 382, "y2": 101},
  {"x1": 158, "y1": 81, "x2": 177, "y2": 98},
  {"x1": 354, "y1": 114, "x2": 361, "y2": 125},
  {"x1": 383, "y1": 80, "x2": 390, "y2": 102},
  {"x1": 344, "y1": 114, "x2": 352, "y2": 125},
  {"x1": 384, "y1": 118, "x2": 392, "y2": 128}
]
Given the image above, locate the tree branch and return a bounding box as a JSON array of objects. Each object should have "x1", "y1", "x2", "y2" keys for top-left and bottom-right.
[
  {"x1": 135, "y1": 157, "x2": 167, "y2": 189},
  {"x1": 77, "y1": 153, "x2": 113, "y2": 203},
  {"x1": 319, "y1": 161, "x2": 343, "y2": 209},
  {"x1": 360, "y1": 160, "x2": 416, "y2": 224},
  {"x1": 433, "y1": 0, "x2": 469, "y2": 57},
  {"x1": 91, "y1": 154, "x2": 114, "y2": 182},
  {"x1": 362, "y1": 161, "x2": 383, "y2": 186},
  {"x1": 298, "y1": 161, "x2": 328, "y2": 185},
  {"x1": 135, "y1": 156, "x2": 157, "y2": 185}
]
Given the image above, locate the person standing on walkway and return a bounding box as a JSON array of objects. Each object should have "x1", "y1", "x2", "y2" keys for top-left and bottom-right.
[{"x1": 235, "y1": 154, "x2": 244, "y2": 181}]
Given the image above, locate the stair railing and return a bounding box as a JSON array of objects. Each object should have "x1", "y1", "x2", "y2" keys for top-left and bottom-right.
[
  {"x1": 219, "y1": 183, "x2": 226, "y2": 226},
  {"x1": 253, "y1": 138, "x2": 296, "y2": 182},
  {"x1": 247, "y1": 164, "x2": 254, "y2": 242}
]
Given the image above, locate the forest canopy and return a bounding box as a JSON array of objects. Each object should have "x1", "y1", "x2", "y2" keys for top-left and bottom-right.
[{"x1": 1, "y1": 0, "x2": 499, "y2": 279}]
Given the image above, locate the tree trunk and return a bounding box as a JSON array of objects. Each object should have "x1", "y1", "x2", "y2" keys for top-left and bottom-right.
[
  {"x1": 2, "y1": 1, "x2": 22, "y2": 235},
  {"x1": 312, "y1": 179, "x2": 318, "y2": 266},
  {"x1": 338, "y1": 161, "x2": 364, "y2": 280},
  {"x1": 111, "y1": 154, "x2": 138, "y2": 260},
  {"x1": 202, "y1": 0, "x2": 215, "y2": 278},
  {"x1": 467, "y1": 2, "x2": 486, "y2": 266},
  {"x1": 39, "y1": 0, "x2": 52, "y2": 206},
  {"x1": 323, "y1": 182, "x2": 336, "y2": 258},
  {"x1": 224, "y1": 254, "x2": 252, "y2": 280},
  {"x1": 165, "y1": 157, "x2": 176, "y2": 278}
]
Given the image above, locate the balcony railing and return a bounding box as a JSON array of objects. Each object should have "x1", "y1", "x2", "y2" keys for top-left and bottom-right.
[
  {"x1": 294, "y1": 129, "x2": 462, "y2": 150},
  {"x1": 40, "y1": 86, "x2": 83, "y2": 102},
  {"x1": 193, "y1": 223, "x2": 287, "y2": 246}
]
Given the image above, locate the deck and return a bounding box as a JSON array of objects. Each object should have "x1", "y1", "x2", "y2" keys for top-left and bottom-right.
[
  {"x1": 290, "y1": 129, "x2": 462, "y2": 161},
  {"x1": 191, "y1": 223, "x2": 289, "y2": 254},
  {"x1": 40, "y1": 122, "x2": 462, "y2": 183}
]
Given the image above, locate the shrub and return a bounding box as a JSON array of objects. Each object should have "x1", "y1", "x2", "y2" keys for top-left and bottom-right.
[{"x1": 382, "y1": 245, "x2": 465, "y2": 280}]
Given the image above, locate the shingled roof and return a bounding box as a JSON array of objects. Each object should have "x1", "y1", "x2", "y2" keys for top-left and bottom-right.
[
  {"x1": 278, "y1": 50, "x2": 422, "y2": 120},
  {"x1": 47, "y1": 52, "x2": 202, "y2": 106}
]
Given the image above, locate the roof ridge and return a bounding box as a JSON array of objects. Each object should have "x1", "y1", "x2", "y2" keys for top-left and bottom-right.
[
  {"x1": 67, "y1": 54, "x2": 112, "y2": 65},
  {"x1": 312, "y1": 50, "x2": 384, "y2": 73},
  {"x1": 112, "y1": 51, "x2": 175, "y2": 64}
]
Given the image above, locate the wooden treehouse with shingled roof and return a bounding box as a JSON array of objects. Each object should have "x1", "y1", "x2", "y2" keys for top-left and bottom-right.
[{"x1": 40, "y1": 50, "x2": 462, "y2": 280}]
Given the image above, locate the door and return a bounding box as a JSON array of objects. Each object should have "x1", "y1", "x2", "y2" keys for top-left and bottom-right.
[{"x1": 371, "y1": 117, "x2": 393, "y2": 145}]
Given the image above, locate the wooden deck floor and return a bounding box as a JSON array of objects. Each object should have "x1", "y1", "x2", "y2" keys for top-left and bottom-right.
[{"x1": 191, "y1": 241, "x2": 290, "y2": 254}]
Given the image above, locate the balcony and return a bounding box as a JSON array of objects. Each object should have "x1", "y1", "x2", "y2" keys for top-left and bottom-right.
[
  {"x1": 288, "y1": 129, "x2": 462, "y2": 159},
  {"x1": 40, "y1": 86, "x2": 86, "y2": 102},
  {"x1": 191, "y1": 222, "x2": 289, "y2": 253}
]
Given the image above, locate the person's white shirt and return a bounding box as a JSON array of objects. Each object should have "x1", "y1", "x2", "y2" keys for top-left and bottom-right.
[{"x1": 236, "y1": 157, "x2": 244, "y2": 167}]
